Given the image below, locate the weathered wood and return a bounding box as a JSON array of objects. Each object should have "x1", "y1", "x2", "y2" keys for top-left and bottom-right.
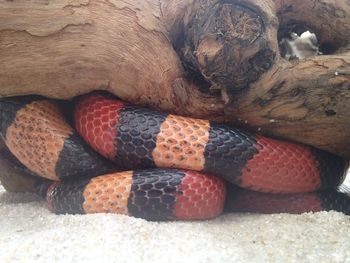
[{"x1": 0, "y1": 0, "x2": 349, "y2": 158}]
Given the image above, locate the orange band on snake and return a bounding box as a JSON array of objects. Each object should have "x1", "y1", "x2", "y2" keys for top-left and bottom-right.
[
  {"x1": 74, "y1": 93, "x2": 347, "y2": 193},
  {"x1": 0, "y1": 93, "x2": 348, "y2": 221}
]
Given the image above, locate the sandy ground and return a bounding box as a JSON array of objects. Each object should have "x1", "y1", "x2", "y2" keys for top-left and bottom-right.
[{"x1": 1, "y1": 174, "x2": 350, "y2": 263}]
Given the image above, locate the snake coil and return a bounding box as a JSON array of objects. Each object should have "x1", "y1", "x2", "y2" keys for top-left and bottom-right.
[{"x1": 0, "y1": 92, "x2": 348, "y2": 221}]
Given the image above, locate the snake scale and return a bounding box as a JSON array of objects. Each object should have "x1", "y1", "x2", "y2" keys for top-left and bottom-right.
[{"x1": 0, "y1": 92, "x2": 349, "y2": 221}]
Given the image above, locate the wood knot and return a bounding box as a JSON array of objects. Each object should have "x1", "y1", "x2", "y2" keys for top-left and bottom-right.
[
  {"x1": 216, "y1": 4, "x2": 263, "y2": 45},
  {"x1": 175, "y1": 3, "x2": 274, "y2": 98}
]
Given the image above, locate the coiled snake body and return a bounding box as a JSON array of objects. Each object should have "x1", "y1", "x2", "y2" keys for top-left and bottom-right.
[{"x1": 0, "y1": 93, "x2": 349, "y2": 221}]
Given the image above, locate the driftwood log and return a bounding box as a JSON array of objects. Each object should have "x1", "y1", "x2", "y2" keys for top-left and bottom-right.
[{"x1": 0, "y1": 0, "x2": 349, "y2": 159}]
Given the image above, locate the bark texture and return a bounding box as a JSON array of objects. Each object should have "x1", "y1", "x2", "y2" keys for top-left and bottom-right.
[{"x1": 0, "y1": 0, "x2": 349, "y2": 158}]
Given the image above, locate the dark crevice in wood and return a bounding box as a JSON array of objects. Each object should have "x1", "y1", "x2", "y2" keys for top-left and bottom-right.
[{"x1": 174, "y1": 1, "x2": 275, "y2": 97}]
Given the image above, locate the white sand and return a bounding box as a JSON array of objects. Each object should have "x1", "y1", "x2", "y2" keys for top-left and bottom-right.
[{"x1": 1, "y1": 178, "x2": 350, "y2": 263}]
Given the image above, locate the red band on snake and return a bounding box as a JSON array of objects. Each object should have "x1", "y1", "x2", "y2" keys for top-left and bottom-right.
[
  {"x1": 0, "y1": 93, "x2": 348, "y2": 221},
  {"x1": 74, "y1": 93, "x2": 347, "y2": 193}
]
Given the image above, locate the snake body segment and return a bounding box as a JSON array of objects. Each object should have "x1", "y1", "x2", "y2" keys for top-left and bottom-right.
[
  {"x1": 74, "y1": 93, "x2": 347, "y2": 193},
  {"x1": 225, "y1": 185, "x2": 350, "y2": 215},
  {"x1": 47, "y1": 169, "x2": 226, "y2": 220},
  {"x1": 0, "y1": 140, "x2": 50, "y2": 196},
  {"x1": 0, "y1": 96, "x2": 115, "y2": 181},
  {"x1": 0, "y1": 93, "x2": 349, "y2": 220}
]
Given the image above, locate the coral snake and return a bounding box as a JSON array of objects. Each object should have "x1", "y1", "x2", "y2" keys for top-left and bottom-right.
[{"x1": 0, "y1": 92, "x2": 348, "y2": 221}]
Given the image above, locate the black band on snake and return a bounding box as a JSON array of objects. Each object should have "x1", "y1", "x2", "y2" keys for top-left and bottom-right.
[{"x1": 0, "y1": 92, "x2": 348, "y2": 221}]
